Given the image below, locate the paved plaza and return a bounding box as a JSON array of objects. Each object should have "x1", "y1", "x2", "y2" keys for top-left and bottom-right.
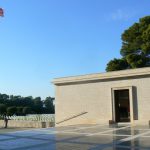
[{"x1": 0, "y1": 124, "x2": 150, "y2": 149}]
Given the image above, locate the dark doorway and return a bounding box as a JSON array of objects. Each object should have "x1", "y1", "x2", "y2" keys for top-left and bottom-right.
[{"x1": 114, "y1": 89, "x2": 130, "y2": 122}]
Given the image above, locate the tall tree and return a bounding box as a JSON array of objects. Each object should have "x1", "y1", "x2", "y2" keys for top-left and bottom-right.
[
  {"x1": 33, "y1": 97, "x2": 43, "y2": 114},
  {"x1": 0, "y1": 93, "x2": 54, "y2": 114},
  {"x1": 106, "y1": 58, "x2": 129, "y2": 72},
  {"x1": 0, "y1": 104, "x2": 6, "y2": 117},
  {"x1": 22, "y1": 107, "x2": 31, "y2": 115},
  {"x1": 44, "y1": 97, "x2": 55, "y2": 114},
  {"x1": 106, "y1": 16, "x2": 150, "y2": 71},
  {"x1": 7, "y1": 107, "x2": 17, "y2": 116}
]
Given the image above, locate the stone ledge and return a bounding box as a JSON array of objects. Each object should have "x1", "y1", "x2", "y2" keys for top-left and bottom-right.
[
  {"x1": 53, "y1": 67, "x2": 150, "y2": 85},
  {"x1": 0, "y1": 120, "x2": 54, "y2": 128}
]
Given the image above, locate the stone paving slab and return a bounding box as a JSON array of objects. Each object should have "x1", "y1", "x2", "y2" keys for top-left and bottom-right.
[
  {"x1": 0, "y1": 134, "x2": 15, "y2": 140},
  {"x1": 0, "y1": 124, "x2": 150, "y2": 149},
  {"x1": 0, "y1": 127, "x2": 31, "y2": 134}
]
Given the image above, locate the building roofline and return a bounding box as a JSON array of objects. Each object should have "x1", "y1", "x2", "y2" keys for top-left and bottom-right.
[{"x1": 52, "y1": 67, "x2": 150, "y2": 85}]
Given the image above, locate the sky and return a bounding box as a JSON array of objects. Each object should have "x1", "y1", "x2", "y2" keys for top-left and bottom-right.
[{"x1": 0, "y1": 0, "x2": 150, "y2": 99}]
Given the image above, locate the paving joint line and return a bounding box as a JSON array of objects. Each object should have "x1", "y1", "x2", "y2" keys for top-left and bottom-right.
[{"x1": 87, "y1": 125, "x2": 131, "y2": 136}]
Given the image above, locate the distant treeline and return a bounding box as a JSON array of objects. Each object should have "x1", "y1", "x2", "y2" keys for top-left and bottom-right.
[{"x1": 0, "y1": 93, "x2": 55, "y2": 116}]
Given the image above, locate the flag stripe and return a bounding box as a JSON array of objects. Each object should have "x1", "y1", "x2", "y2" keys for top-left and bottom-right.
[{"x1": 0, "y1": 8, "x2": 4, "y2": 17}]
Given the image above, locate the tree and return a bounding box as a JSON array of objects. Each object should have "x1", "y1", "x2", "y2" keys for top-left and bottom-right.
[
  {"x1": 22, "y1": 96, "x2": 34, "y2": 108},
  {"x1": 0, "y1": 93, "x2": 54, "y2": 114},
  {"x1": 16, "y1": 107, "x2": 23, "y2": 116},
  {"x1": 0, "y1": 104, "x2": 6, "y2": 117},
  {"x1": 106, "y1": 16, "x2": 150, "y2": 71},
  {"x1": 7, "y1": 106, "x2": 17, "y2": 116},
  {"x1": 22, "y1": 107, "x2": 31, "y2": 115},
  {"x1": 33, "y1": 97, "x2": 43, "y2": 114},
  {"x1": 0, "y1": 104, "x2": 8, "y2": 128},
  {"x1": 106, "y1": 58, "x2": 129, "y2": 72},
  {"x1": 44, "y1": 97, "x2": 55, "y2": 114}
]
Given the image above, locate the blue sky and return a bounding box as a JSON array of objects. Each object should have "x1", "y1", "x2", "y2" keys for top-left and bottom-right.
[{"x1": 0, "y1": 0, "x2": 150, "y2": 99}]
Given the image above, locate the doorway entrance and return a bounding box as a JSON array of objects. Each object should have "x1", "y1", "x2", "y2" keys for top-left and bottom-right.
[{"x1": 114, "y1": 89, "x2": 130, "y2": 122}]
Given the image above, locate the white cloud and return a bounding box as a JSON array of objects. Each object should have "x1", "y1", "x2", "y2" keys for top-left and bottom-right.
[{"x1": 109, "y1": 9, "x2": 136, "y2": 21}]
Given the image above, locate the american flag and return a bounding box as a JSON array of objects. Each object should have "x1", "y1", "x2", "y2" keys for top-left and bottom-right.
[{"x1": 0, "y1": 8, "x2": 4, "y2": 17}]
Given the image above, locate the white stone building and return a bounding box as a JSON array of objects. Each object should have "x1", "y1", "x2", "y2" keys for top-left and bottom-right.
[{"x1": 53, "y1": 67, "x2": 150, "y2": 126}]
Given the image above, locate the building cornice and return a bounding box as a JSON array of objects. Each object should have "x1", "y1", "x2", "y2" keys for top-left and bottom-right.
[{"x1": 52, "y1": 67, "x2": 150, "y2": 85}]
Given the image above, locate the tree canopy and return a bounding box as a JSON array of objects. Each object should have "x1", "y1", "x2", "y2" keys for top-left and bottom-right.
[
  {"x1": 106, "y1": 16, "x2": 150, "y2": 71},
  {"x1": 44, "y1": 97, "x2": 55, "y2": 114},
  {"x1": 0, "y1": 93, "x2": 55, "y2": 117}
]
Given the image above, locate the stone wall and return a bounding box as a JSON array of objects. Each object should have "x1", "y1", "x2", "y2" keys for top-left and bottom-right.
[
  {"x1": 0, "y1": 120, "x2": 54, "y2": 128},
  {"x1": 53, "y1": 68, "x2": 150, "y2": 126}
]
